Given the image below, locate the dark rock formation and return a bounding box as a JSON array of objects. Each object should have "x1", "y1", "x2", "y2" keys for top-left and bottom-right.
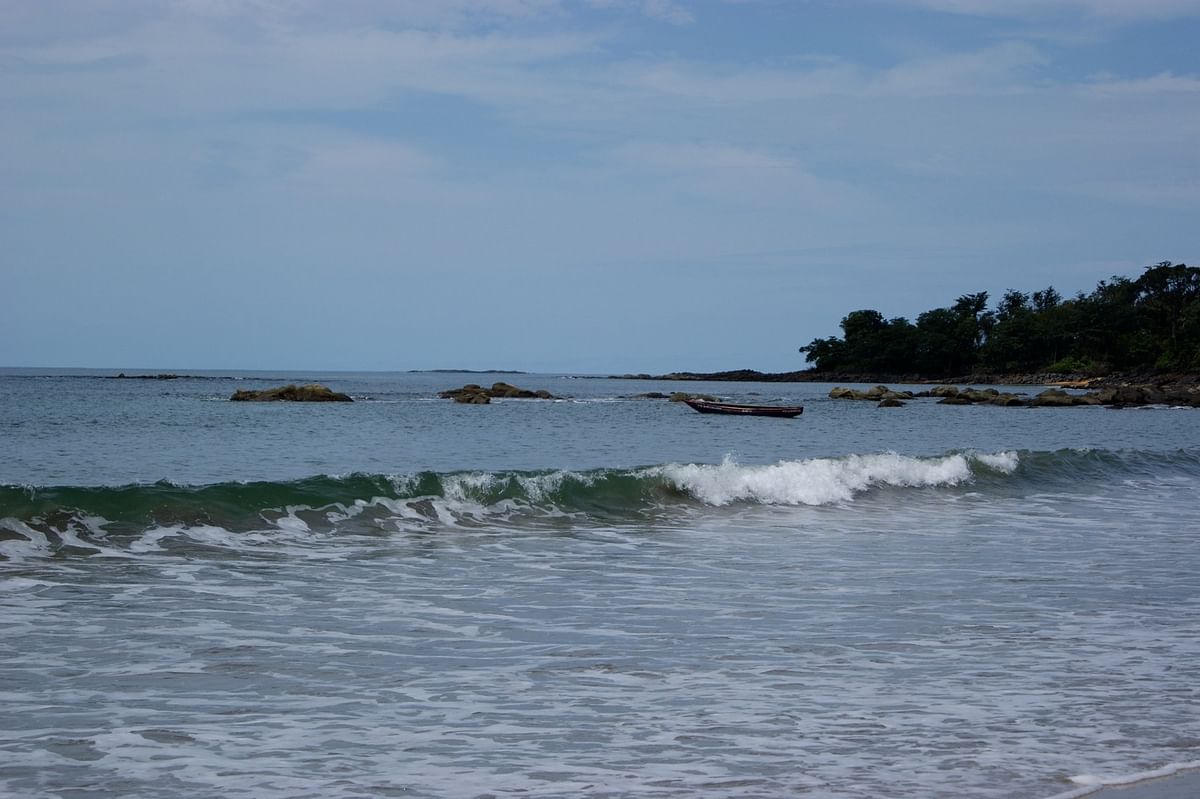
[
  {"x1": 920, "y1": 386, "x2": 1027, "y2": 406},
  {"x1": 878, "y1": 398, "x2": 906, "y2": 408},
  {"x1": 1093, "y1": 383, "x2": 1197, "y2": 407},
  {"x1": 668, "y1": 392, "x2": 716, "y2": 402},
  {"x1": 1030, "y1": 389, "x2": 1101, "y2": 407},
  {"x1": 830, "y1": 386, "x2": 915, "y2": 401},
  {"x1": 111, "y1": 373, "x2": 183, "y2": 380},
  {"x1": 230, "y1": 384, "x2": 352, "y2": 402},
  {"x1": 439, "y1": 382, "x2": 558, "y2": 403},
  {"x1": 438, "y1": 384, "x2": 492, "y2": 404}
]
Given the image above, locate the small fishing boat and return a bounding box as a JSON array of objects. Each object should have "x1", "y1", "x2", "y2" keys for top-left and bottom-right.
[{"x1": 683, "y1": 398, "x2": 804, "y2": 418}]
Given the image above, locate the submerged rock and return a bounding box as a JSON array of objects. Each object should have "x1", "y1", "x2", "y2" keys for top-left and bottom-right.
[
  {"x1": 668, "y1": 392, "x2": 716, "y2": 402},
  {"x1": 230, "y1": 384, "x2": 352, "y2": 402}
]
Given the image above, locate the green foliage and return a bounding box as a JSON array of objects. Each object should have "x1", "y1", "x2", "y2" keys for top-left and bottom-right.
[
  {"x1": 1044, "y1": 356, "x2": 1094, "y2": 375},
  {"x1": 799, "y1": 262, "x2": 1200, "y2": 376}
]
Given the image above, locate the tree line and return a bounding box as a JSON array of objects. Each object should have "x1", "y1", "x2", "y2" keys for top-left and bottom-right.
[{"x1": 799, "y1": 262, "x2": 1200, "y2": 376}]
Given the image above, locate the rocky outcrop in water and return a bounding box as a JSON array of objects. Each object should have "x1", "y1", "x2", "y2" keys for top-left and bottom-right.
[
  {"x1": 829, "y1": 386, "x2": 915, "y2": 402},
  {"x1": 439, "y1": 382, "x2": 558, "y2": 404},
  {"x1": 230, "y1": 384, "x2": 352, "y2": 402},
  {"x1": 921, "y1": 386, "x2": 1029, "y2": 406},
  {"x1": 1029, "y1": 388, "x2": 1101, "y2": 407}
]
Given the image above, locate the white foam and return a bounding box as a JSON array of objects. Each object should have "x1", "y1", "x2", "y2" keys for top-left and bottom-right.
[
  {"x1": 1047, "y1": 760, "x2": 1200, "y2": 798},
  {"x1": 977, "y1": 450, "x2": 1020, "y2": 472},
  {"x1": 651, "y1": 451, "x2": 1008, "y2": 506},
  {"x1": 274, "y1": 512, "x2": 310, "y2": 533},
  {"x1": 0, "y1": 519, "x2": 55, "y2": 561}
]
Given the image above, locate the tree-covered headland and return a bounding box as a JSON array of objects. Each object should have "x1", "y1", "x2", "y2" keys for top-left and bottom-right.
[{"x1": 800, "y1": 262, "x2": 1200, "y2": 377}]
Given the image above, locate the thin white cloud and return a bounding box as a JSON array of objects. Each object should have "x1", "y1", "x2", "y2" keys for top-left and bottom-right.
[
  {"x1": 622, "y1": 42, "x2": 1047, "y2": 104},
  {"x1": 1084, "y1": 71, "x2": 1200, "y2": 95},
  {"x1": 588, "y1": 0, "x2": 695, "y2": 24},
  {"x1": 613, "y1": 140, "x2": 797, "y2": 172},
  {"x1": 606, "y1": 139, "x2": 874, "y2": 214},
  {"x1": 876, "y1": 41, "x2": 1047, "y2": 96},
  {"x1": 0, "y1": 22, "x2": 599, "y2": 118},
  {"x1": 880, "y1": 0, "x2": 1200, "y2": 22}
]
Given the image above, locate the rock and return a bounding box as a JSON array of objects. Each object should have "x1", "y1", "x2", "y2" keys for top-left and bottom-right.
[
  {"x1": 1031, "y1": 388, "x2": 1100, "y2": 407},
  {"x1": 959, "y1": 388, "x2": 1000, "y2": 403},
  {"x1": 439, "y1": 382, "x2": 557, "y2": 402},
  {"x1": 491, "y1": 381, "x2": 538, "y2": 398},
  {"x1": 439, "y1": 384, "x2": 491, "y2": 404},
  {"x1": 669, "y1": 392, "x2": 716, "y2": 402},
  {"x1": 830, "y1": 385, "x2": 913, "y2": 401},
  {"x1": 918, "y1": 385, "x2": 1029, "y2": 406},
  {"x1": 230, "y1": 384, "x2": 352, "y2": 402},
  {"x1": 632, "y1": 392, "x2": 670, "y2": 399},
  {"x1": 878, "y1": 398, "x2": 906, "y2": 407},
  {"x1": 1083, "y1": 382, "x2": 1200, "y2": 407},
  {"x1": 989, "y1": 394, "x2": 1027, "y2": 407}
]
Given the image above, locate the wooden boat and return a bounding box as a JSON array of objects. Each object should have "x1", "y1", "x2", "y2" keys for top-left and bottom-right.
[{"x1": 684, "y1": 398, "x2": 804, "y2": 418}]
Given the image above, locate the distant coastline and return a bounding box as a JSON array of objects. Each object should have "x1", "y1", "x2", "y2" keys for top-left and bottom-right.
[
  {"x1": 606, "y1": 368, "x2": 1200, "y2": 388},
  {"x1": 408, "y1": 369, "x2": 527, "y2": 374}
]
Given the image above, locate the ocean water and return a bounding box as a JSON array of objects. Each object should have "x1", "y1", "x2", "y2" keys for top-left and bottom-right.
[{"x1": 2, "y1": 369, "x2": 1199, "y2": 798}]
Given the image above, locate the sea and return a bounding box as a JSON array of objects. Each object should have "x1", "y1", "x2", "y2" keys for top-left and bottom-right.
[{"x1": 2, "y1": 369, "x2": 1199, "y2": 799}]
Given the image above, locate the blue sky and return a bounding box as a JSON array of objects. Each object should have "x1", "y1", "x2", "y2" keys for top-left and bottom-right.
[{"x1": 3, "y1": 0, "x2": 1198, "y2": 373}]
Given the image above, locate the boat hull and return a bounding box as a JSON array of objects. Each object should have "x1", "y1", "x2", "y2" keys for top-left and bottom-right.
[{"x1": 684, "y1": 399, "x2": 804, "y2": 418}]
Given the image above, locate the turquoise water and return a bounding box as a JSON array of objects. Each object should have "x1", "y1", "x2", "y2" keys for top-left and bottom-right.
[{"x1": 2, "y1": 370, "x2": 1200, "y2": 798}]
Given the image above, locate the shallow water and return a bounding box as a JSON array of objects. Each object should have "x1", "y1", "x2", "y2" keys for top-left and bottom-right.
[{"x1": 2, "y1": 370, "x2": 1199, "y2": 798}]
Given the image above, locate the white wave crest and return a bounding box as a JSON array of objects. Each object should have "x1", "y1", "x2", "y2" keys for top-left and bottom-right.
[
  {"x1": 1050, "y1": 758, "x2": 1200, "y2": 799},
  {"x1": 976, "y1": 450, "x2": 1020, "y2": 471},
  {"x1": 653, "y1": 451, "x2": 1017, "y2": 506}
]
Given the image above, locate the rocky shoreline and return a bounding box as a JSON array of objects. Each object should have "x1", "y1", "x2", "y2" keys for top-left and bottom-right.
[
  {"x1": 608, "y1": 369, "x2": 1200, "y2": 408},
  {"x1": 829, "y1": 382, "x2": 1200, "y2": 408},
  {"x1": 607, "y1": 367, "x2": 1200, "y2": 387}
]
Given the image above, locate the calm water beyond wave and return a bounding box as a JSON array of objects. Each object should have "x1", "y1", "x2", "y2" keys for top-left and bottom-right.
[{"x1": 2, "y1": 369, "x2": 1200, "y2": 798}]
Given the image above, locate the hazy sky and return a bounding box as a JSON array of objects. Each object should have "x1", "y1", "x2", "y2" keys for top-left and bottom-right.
[{"x1": 3, "y1": 0, "x2": 1198, "y2": 373}]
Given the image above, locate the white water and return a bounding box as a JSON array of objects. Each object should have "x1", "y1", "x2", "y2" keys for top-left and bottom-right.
[
  {"x1": 3, "y1": 467, "x2": 1200, "y2": 798},
  {"x1": 655, "y1": 451, "x2": 1017, "y2": 506}
]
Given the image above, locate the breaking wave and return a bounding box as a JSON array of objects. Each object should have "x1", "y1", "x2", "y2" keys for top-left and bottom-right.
[{"x1": 3, "y1": 448, "x2": 1199, "y2": 560}]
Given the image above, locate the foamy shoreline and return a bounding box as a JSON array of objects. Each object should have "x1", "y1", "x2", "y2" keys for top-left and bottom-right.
[{"x1": 1048, "y1": 764, "x2": 1200, "y2": 799}]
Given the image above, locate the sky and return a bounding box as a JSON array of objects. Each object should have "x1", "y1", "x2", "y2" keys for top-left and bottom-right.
[{"x1": 2, "y1": 0, "x2": 1198, "y2": 374}]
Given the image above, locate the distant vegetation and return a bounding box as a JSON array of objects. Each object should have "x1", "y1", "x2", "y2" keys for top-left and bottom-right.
[{"x1": 799, "y1": 262, "x2": 1200, "y2": 376}]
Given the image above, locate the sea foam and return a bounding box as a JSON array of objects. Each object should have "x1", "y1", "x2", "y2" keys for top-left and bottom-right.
[{"x1": 653, "y1": 451, "x2": 1017, "y2": 506}]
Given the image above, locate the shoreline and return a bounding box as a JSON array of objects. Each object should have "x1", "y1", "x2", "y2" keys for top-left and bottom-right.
[
  {"x1": 605, "y1": 369, "x2": 1200, "y2": 388},
  {"x1": 1054, "y1": 765, "x2": 1200, "y2": 799}
]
